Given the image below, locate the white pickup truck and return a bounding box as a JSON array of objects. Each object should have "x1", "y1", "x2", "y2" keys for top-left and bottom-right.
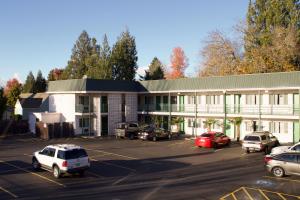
[{"x1": 242, "y1": 132, "x2": 279, "y2": 154}]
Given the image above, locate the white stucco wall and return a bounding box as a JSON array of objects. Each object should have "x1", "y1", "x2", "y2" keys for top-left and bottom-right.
[{"x1": 49, "y1": 94, "x2": 75, "y2": 123}]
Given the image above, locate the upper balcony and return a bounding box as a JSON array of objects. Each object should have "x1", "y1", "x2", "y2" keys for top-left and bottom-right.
[{"x1": 138, "y1": 104, "x2": 300, "y2": 116}]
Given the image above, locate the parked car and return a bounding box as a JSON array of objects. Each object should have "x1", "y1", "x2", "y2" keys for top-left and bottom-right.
[
  {"x1": 271, "y1": 142, "x2": 300, "y2": 155},
  {"x1": 265, "y1": 152, "x2": 300, "y2": 177},
  {"x1": 242, "y1": 131, "x2": 278, "y2": 154},
  {"x1": 32, "y1": 144, "x2": 90, "y2": 178},
  {"x1": 138, "y1": 126, "x2": 174, "y2": 141},
  {"x1": 115, "y1": 122, "x2": 139, "y2": 139},
  {"x1": 195, "y1": 132, "x2": 230, "y2": 148}
]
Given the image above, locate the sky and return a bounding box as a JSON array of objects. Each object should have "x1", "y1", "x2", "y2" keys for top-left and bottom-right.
[{"x1": 0, "y1": 0, "x2": 249, "y2": 86}]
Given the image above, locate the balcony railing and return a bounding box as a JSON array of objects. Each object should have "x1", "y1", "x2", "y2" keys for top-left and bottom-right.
[
  {"x1": 138, "y1": 104, "x2": 300, "y2": 116},
  {"x1": 76, "y1": 104, "x2": 93, "y2": 113}
]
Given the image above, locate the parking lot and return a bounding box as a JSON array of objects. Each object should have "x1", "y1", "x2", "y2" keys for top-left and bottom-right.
[{"x1": 0, "y1": 135, "x2": 299, "y2": 200}]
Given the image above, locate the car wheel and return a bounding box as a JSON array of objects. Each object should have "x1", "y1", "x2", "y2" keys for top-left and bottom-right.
[
  {"x1": 246, "y1": 148, "x2": 250, "y2": 154},
  {"x1": 32, "y1": 158, "x2": 40, "y2": 170},
  {"x1": 152, "y1": 136, "x2": 157, "y2": 142},
  {"x1": 272, "y1": 166, "x2": 285, "y2": 177},
  {"x1": 213, "y1": 142, "x2": 218, "y2": 149},
  {"x1": 53, "y1": 166, "x2": 61, "y2": 179}
]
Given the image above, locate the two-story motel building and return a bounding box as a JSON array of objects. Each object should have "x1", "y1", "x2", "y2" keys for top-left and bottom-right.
[{"x1": 46, "y1": 71, "x2": 300, "y2": 144}]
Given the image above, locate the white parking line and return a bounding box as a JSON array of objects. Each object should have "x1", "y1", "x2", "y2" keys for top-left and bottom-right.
[
  {"x1": 0, "y1": 186, "x2": 18, "y2": 198},
  {"x1": 0, "y1": 160, "x2": 66, "y2": 187},
  {"x1": 111, "y1": 172, "x2": 135, "y2": 186},
  {"x1": 86, "y1": 148, "x2": 138, "y2": 160}
]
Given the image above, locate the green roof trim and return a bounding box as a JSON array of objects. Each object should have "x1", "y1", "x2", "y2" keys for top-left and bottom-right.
[{"x1": 47, "y1": 71, "x2": 300, "y2": 93}]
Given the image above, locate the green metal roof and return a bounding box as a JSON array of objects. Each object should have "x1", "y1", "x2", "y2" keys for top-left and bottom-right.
[
  {"x1": 47, "y1": 71, "x2": 300, "y2": 93},
  {"x1": 138, "y1": 71, "x2": 300, "y2": 92}
]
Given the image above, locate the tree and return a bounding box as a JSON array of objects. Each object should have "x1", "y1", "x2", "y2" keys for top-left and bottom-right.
[
  {"x1": 35, "y1": 70, "x2": 47, "y2": 93},
  {"x1": 168, "y1": 47, "x2": 188, "y2": 79},
  {"x1": 203, "y1": 118, "x2": 219, "y2": 132},
  {"x1": 63, "y1": 30, "x2": 93, "y2": 79},
  {"x1": 144, "y1": 57, "x2": 165, "y2": 80},
  {"x1": 23, "y1": 71, "x2": 35, "y2": 93},
  {"x1": 86, "y1": 34, "x2": 112, "y2": 79},
  {"x1": 48, "y1": 68, "x2": 64, "y2": 81},
  {"x1": 245, "y1": 0, "x2": 300, "y2": 50},
  {"x1": 0, "y1": 87, "x2": 7, "y2": 119},
  {"x1": 111, "y1": 30, "x2": 138, "y2": 80},
  {"x1": 229, "y1": 117, "x2": 243, "y2": 142},
  {"x1": 4, "y1": 78, "x2": 22, "y2": 108},
  {"x1": 200, "y1": 31, "x2": 242, "y2": 76}
]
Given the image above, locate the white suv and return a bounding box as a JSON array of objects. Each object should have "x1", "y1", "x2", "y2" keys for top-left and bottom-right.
[{"x1": 32, "y1": 144, "x2": 90, "y2": 178}]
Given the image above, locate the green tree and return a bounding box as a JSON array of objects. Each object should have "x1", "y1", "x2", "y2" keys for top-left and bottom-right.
[
  {"x1": 203, "y1": 118, "x2": 219, "y2": 132},
  {"x1": 144, "y1": 57, "x2": 165, "y2": 80},
  {"x1": 35, "y1": 70, "x2": 47, "y2": 93},
  {"x1": 245, "y1": 0, "x2": 300, "y2": 50},
  {"x1": 63, "y1": 30, "x2": 93, "y2": 79},
  {"x1": 86, "y1": 34, "x2": 112, "y2": 79},
  {"x1": 23, "y1": 71, "x2": 35, "y2": 93},
  {"x1": 111, "y1": 30, "x2": 138, "y2": 80},
  {"x1": 229, "y1": 117, "x2": 243, "y2": 142},
  {"x1": 0, "y1": 87, "x2": 7, "y2": 119}
]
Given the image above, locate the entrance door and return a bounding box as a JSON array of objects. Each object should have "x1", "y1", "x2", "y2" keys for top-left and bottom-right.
[
  {"x1": 156, "y1": 96, "x2": 161, "y2": 111},
  {"x1": 101, "y1": 116, "x2": 108, "y2": 136}
]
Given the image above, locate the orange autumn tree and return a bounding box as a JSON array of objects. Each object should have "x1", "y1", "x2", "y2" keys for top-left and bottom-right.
[{"x1": 168, "y1": 47, "x2": 188, "y2": 79}]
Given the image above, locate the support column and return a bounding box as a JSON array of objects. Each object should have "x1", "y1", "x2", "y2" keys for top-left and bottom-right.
[
  {"x1": 223, "y1": 91, "x2": 227, "y2": 135},
  {"x1": 194, "y1": 91, "x2": 197, "y2": 137},
  {"x1": 168, "y1": 92, "x2": 171, "y2": 131},
  {"x1": 258, "y1": 90, "x2": 262, "y2": 131}
]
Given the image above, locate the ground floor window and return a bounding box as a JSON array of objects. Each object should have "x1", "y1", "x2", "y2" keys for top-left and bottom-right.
[
  {"x1": 270, "y1": 121, "x2": 288, "y2": 134},
  {"x1": 79, "y1": 117, "x2": 89, "y2": 128}
]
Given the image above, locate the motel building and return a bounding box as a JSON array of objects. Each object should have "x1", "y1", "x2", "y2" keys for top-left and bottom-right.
[{"x1": 43, "y1": 71, "x2": 300, "y2": 144}]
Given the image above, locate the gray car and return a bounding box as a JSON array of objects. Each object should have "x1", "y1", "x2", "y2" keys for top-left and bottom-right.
[{"x1": 265, "y1": 153, "x2": 300, "y2": 177}]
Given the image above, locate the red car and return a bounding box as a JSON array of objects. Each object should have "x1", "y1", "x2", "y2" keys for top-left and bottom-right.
[{"x1": 195, "y1": 132, "x2": 231, "y2": 148}]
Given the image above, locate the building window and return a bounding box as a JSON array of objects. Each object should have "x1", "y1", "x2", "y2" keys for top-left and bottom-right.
[
  {"x1": 245, "y1": 121, "x2": 253, "y2": 132},
  {"x1": 171, "y1": 96, "x2": 177, "y2": 104},
  {"x1": 245, "y1": 95, "x2": 258, "y2": 105},
  {"x1": 197, "y1": 96, "x2": 202, "y2": 104},
  {"x1": 195, "y1": 118, "x2": 201, "y2": 128},
  {"x1": 79, "y1": 118, "x2": 89, "y2": 128},
  {"x1": 79, "y1": 96, "x2": 89, "y2": 105},
  {"x1": 269, "y1": 94, "x2": 288, "y2": 105},
  {"x1": 270, "y1": 121, "x2": 288, "y2": 134},
  {"x1": 206, "y1": 95, "x2": 220, "y2": 105},
  {"x1": 187, "y1": 96, "x2": 195, "y2": 104},
  {"x1": 145, "y1": 96, "x2": 154, "y2": 105}
]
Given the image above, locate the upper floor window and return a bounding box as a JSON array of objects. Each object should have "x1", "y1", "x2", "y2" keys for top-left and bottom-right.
[
  {"x1": 206, "y1": 95, "x2": 220, "y2": 105},
  {"x1": 245, "y1": 95, "x2": 259, "y2": 105},
  {"x1": 187, "y1": 96, "x2": 195, "y2": 104},
  {"x1": 269, "y1": 94, "x2": 288, "y2": 105},
  {"x1": 145, "y1": 96, "x2": 154, "y2": 105},
  {"x1": 197, "y1": 96, "x2": 202, "y2": 104},
  {"x1": 79, "y1": 96, "x2": 89, "y2": 105},
  {"x1": 171, "y1": 96, "x2": 177, "y2": 104},
  {"x1": 269, "y1": 121, "x2": 288, "y2": 134}
]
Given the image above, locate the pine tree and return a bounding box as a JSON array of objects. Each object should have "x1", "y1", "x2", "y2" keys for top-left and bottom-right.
[
  {"x1": 144, "y1": 57, "x2": 165, "y2": 80},
  {"x1": 111, "y1": 30, "x2": 138, "y2": 80},
  {"x1": 23, "y1": 71, "x2": 35, "y2": 93},
  {"x1": 35, "y1": 70, "x2": 47, "y2": 93},
  {"x1": 63, "y1": 30, "x2": 93, "y2": 79}
]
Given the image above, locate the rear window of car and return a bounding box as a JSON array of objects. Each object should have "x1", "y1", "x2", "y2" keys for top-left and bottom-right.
[
  {"x1": 201, "y1": 133, "x2": 212, "y2": 137},
  {"x1": 57, "y1": 149, "x2": 88, "y2": 160},
  {"x1": 244, "y1": 135, "x2": 260, "y2": 141}
]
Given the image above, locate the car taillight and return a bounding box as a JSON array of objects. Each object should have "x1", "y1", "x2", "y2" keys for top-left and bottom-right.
[
  {"x1": 62, "y1": 161, "x2": 68, "y2": 167},
  {"x1": 264, "y1": 156, "x2": 272, "y2": 164}
]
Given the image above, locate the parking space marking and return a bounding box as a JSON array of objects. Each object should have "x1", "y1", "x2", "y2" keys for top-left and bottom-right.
[
  {"x1": 0, "y1": 160, "x2": 66, "y2": 188},
  {"x1": 0, "y1": 186, "x2": 18, "y2": 198},
  {"x1": 86, "y1": 171, "x2": 104, "y2": 178},
  {"x1": 220, "y1": 186, "x2": 300, "y2": 200},
  {"x1": 111, "y1": 172, "x2": 135, "y2": 186},
  {"x1": 90, "y1": 158, "x2": 136, "y2": 172},
  {"x1": 263, "y1": 175, "x2": 300, "y2": 184},
  {"x1": 86, "y1": 148, "x2": 138, "y2": 160}
]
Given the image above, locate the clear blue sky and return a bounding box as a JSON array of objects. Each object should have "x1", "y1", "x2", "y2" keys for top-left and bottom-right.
[{"x1": 0, "y1": 0, "x2": 248, "y2": 85}]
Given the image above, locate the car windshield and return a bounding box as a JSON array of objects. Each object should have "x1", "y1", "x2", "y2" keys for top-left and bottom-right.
[
  {"x1": 201, "y1": 133, "x2": 212, "y2": 137},
  {"x1": 244, "y1": 135, "x2": 260, "y2": 141},
  {"x1": 61, "y1": 149, "x2": 88, "y2": 160}
]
